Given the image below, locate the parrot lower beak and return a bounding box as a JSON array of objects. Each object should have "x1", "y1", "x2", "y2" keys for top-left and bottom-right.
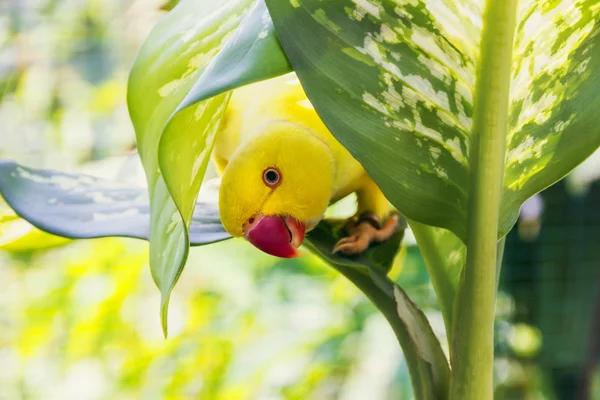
[{"x1": 244, "y1": 215, "x2": 306, "y2": 258}]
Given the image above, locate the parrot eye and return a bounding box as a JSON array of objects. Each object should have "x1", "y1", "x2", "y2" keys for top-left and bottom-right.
[{"x1": 262, "y1": 167, "x2": 281, "y2": 188}]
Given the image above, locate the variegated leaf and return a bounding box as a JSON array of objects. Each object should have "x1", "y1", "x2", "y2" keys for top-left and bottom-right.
[
  {"x1": 502, "y1": 0, "x2": 600, "y2": 229},
  {"x1": 173, "y1": 0, "x2": 292, "y2": 110},
  {"x1": 266, "y1": 0, "x2": 600, "y2": 242},
  {"x1": 0, "y1": 160, "x2": 229, "y2": 247},
  {"x1": 128, "y1": 0, "x2": 294, "y2": 334},
  {"x1": 127, "y1": 0, "x2": 254, "y2": 334},
  {"x1": 266, "y1": 0, "x2": 481, "y2": 240}
]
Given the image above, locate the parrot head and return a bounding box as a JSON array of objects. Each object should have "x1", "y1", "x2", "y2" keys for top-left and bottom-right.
[{"x1": 219, "y1": 121, "x2": 335, "y2": 258}]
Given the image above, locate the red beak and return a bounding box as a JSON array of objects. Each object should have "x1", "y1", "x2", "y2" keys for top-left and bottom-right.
[{"x1": 244, "y1": 215, "x2": 306, "y2": 258}]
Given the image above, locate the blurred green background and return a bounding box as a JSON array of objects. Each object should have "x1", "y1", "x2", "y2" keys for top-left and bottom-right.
[{"x1": 1, "y1": 0, "x2": 599, "y2": 399}]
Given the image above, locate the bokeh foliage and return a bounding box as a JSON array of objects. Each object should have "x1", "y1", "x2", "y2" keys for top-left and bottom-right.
[{"x1": 0, "y1": 234, "x2": 423, "y2": 399}]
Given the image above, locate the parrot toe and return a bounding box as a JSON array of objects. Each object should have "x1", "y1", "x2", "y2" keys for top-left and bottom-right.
[{"x1": 332, "y1": 213, "x2": 399, "y2": 255}]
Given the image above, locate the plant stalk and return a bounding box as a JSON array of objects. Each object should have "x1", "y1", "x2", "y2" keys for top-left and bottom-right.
[{"x1": 449, "y1": 0, "x2": 518, "y2": 398}]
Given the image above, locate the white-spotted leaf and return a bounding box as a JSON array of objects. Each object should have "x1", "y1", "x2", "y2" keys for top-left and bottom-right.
[
  {"x1": 266, "y1": 0, "x2": 600, "y2": 242},
  {"x1": 173, "y1": 0, "x2": 292, "y2": 111},
  {"x1": 501, "y1": 0, "x2": 600, "y2": 229},
  {"x1": 128, "y1": 0, "x2": 293, "y2": 335},
  {"x1": 127, "y1": 0, "x2": 254, "y2": 335},
  {"x1": 0, "y1": 160, "x2": 229, "y2": 245}
]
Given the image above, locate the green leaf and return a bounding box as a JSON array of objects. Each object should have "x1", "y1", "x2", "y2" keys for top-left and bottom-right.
[
  {"x1": 174, "y1": 0, "x2": 292, "y2": 111},
  {"x1": 128, "y1": 0, "x2": 294, "y2": 336},
  {"x1": 127, "y1": 0, "x2": 253, "y2": 336},
  {"x1": 265, "y1": 0, "x2": 600, "y2": 242},
  {"x1": 409, "y1": 221, "x2": 464, "y2": 338},
  {"x1": 266, "y1": 0, "x2": 476, "y2": 240},
  {"x1": 500, "y1": 1, "x2": 600, "y2": 230},
  {"x1": 0, "y1": 160, "x2": 230, "y2": 245},
  {"x1": 304, "y1": 219, "x2": 450, "y2": 400}
]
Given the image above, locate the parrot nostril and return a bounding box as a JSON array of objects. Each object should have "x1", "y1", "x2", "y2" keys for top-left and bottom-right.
[
  {"x1": 243, "y1": 216, "x2": 259, "y2": 233},
  {"x1": 284, "y1": 223, "x2": 293, "y2": 243}
]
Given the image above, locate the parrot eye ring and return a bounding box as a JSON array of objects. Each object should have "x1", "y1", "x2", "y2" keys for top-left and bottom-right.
[{"x1": 262, "y1": 167, "x2": 281, "y2": 188}]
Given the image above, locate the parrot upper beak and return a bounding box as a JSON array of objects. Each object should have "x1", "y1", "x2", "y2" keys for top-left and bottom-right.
[{"x1": 244, "y1": 215, "x2": 306, "y2": 258}]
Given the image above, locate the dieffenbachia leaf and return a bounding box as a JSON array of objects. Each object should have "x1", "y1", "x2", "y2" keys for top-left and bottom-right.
[
  {"x1": 265, "y1": 0, "x2": 600, "y2": 242},
  {"x1": 127, "y1": 0, "x2": 252, "y2": 335},
  {"x1": 0, "y1": 160, "x2": 230, "y2": 245},
  {"x1": 266, "y1": 0, "x2": 478, "y2": 241},
  {"x1": 409, "y1": 221, "x2": 464, "y2": 336},
  {"x1": 173, "y1": 0, "x2": 292, "y2": 110},
  {"x1": 128, "y1": 0, "x2": 294, "y2": 335},
  {"x1": 500, "y1": 0, "x2": 600, "y2": 230},
  {"x1": 304, "y1": 219, "x2": 450, "y2": 400}
]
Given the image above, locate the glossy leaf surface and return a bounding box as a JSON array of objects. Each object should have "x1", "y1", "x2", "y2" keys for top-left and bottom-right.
[
  {"x1": 127, "y1": 0, "x2": 252, "y2": 333},
  {"x1": 0, "y1": 160, "x2": 229, "y2": 246},
  {"x1": 174, "y1": 0, "x2": 292, "y2": 111},
  {"x1": 128, "y1": 0, "x2": 295, "y2": 333},
  {"x1": 266, "y1": 0, "x2": 600, "y2": 241}
]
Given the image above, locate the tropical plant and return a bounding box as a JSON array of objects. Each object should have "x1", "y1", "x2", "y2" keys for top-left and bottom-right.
[{"x1": 1, "y1": 0, "x2": 599, "y2": 398}]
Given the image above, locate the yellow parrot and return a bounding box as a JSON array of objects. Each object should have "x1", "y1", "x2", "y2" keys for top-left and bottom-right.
[{"x1": 215, "y1": 73, "x2": 398, "y2": 258}]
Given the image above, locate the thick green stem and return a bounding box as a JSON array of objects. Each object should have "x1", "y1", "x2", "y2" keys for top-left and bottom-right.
[{"x1": 450, "y1": 1, "x2": 518, "y2": 399}]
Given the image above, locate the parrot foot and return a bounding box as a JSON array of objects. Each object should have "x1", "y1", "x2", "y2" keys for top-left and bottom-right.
[{"x1": 332, "y1": 212, "x2": 399, "y2": 255}]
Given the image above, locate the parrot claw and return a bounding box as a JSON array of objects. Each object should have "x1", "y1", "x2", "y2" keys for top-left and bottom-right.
[{"x1": 332, "y1": 213, "x2": 399, "y2": 255}]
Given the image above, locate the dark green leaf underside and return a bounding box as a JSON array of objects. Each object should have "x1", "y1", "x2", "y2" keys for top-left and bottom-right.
[{"x1": 304, "y1": 219, "x2": 450, "y2": 400}]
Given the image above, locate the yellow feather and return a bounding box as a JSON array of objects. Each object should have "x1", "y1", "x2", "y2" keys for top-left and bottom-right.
[{"x1": 215, "y1": 73, "x2": 390, "y2": 237}]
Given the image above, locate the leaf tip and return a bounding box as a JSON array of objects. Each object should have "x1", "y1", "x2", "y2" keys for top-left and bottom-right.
[{"x1": 160, "y1": 294, "x2": 171, "y2": 339}]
